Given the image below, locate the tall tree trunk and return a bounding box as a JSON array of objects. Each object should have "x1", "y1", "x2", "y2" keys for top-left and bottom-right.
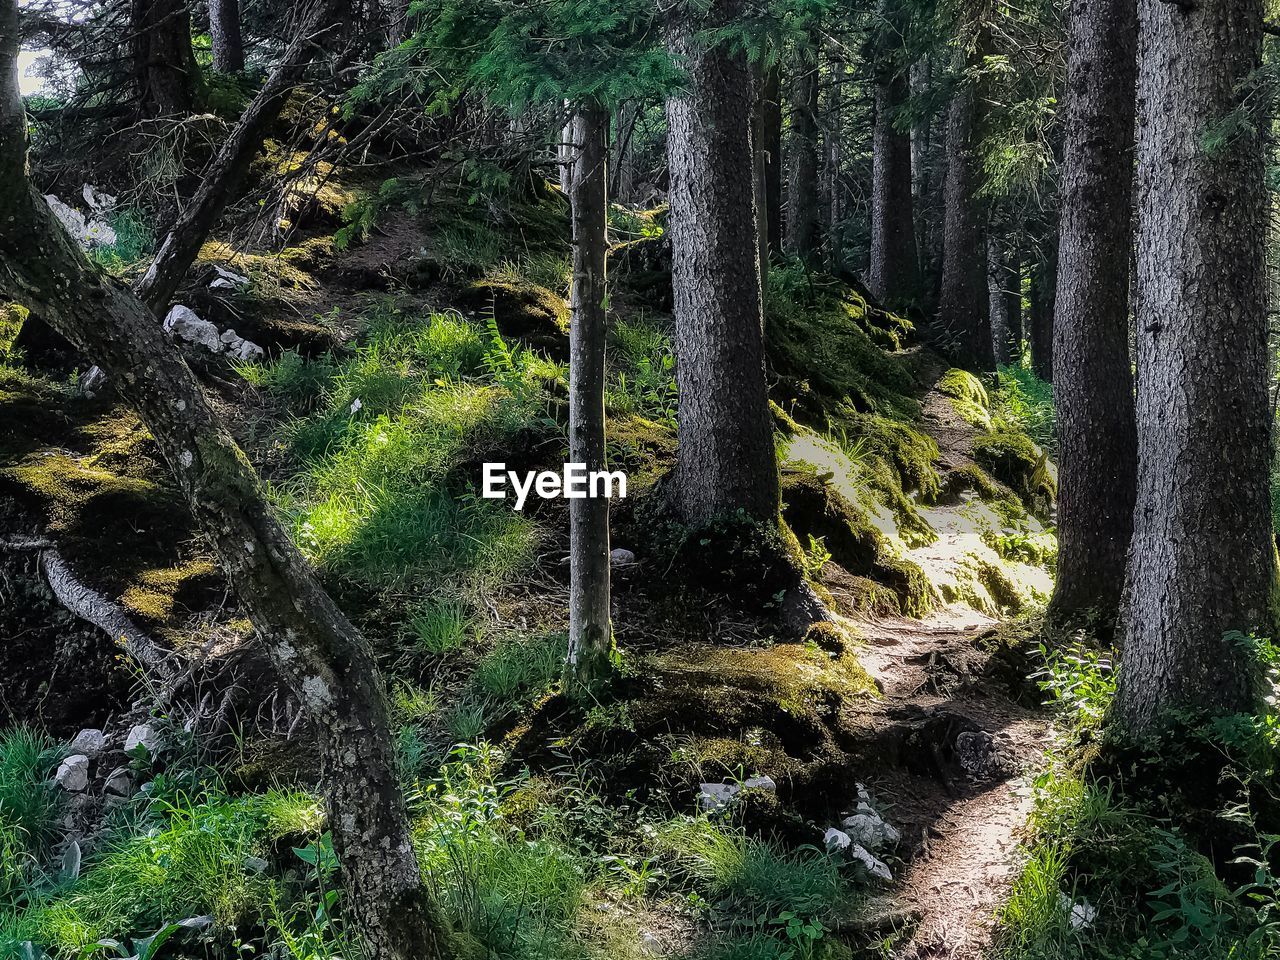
[
  {"x1": 825, "y1": 44, "x2": 845, "y2": 271},
  {"x1": 911, "y1": 56, "x2": 943, "y2": 309},
  {"x1": 785, "y1": 37, "x2": 821, "y2": 261},
  {"x1": 868, "y1": 0, "x2": 918, "y2": 306},
  {"x1": 666, "y1": 0, "x2": 780, "y2": 526},
  {"x1": 132, "y1": 0, "x2": 198, "y2": 116},
  {"x1": 1029, "y1": 240, "x2": 1056, "y2": 381},
  {"x1": 1117, "y1": 0, "x2": 1277, "y2": 731},
  {"x1": 988, "y1": 237, "x2": 1017, "y2": 366},
  {"x1": 0, "y1": 8, "x2": 453, "y2": 957},
  {"x1": 1048, "y1": 0, "x2": 1138, "y2": 624},
  {"x1": 761, "y1": 65, "x2": 784, "y2": 256},
  {"x1": 753, "y1": 69, "x2": 771, "y2": 291},
  {"x1": 135, "y1": 0, "x2": 340, "y2": 314},
  {"x1": 938, "y1": 73, "x2": 992, "y2": 369},
  {"x1": 209, "y1": 0, "x2": 244, "y2": 73},
  {"x1": 565, "y1": 105, "x2": 613, "y2": 694}
]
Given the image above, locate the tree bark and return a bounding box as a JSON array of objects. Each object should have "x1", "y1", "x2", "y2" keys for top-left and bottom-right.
[
  {"x1": 666, "y1": 0, "x2": 780, "y2": 526},
  {"x1": 135, "y1": 0, "x2": 340, "y2": 315},
  {"x1": 1028, "y1": 241, "x2": 1056, "y2": 381},
  {"x1": 760, "y1": 65, "x2": 784, "y2": 256},
  {"x1": 1048, "y1": 0, "x2": 1138, "y2": 624},
  {"x1": 938, "y1": 76, "x2": 992, "y2": 369},
  {"x1": 785, "y1": 36, "x2": 821, "y2": 261},
  {"x1": 825, "y1": 44, "x2": 845, "y2": 272},
  {"x1": 565, "y1": 105, "x2": 613, "y2": 695},
  {"x1": 753, "y1": 66, "x2": 771, "y2": 291},
  {"x1": 0, "y1": 7, "x2": 453, "y2": 956},
  {"x1": 131, "y1": 0, "x2": 199, "y2": 117},
  {"x1": 1118, "y1": 0, "x2": 1277, "y2": 731},
  {"x1": 209, "y1": 0, "x2": 245, "y2": 73},
  {"x1": 868, "y1": 0, "x2": 918, "y2": 307},
  {"x1": 987, "y1": 236, "x2": 1018, "y2": 366}
]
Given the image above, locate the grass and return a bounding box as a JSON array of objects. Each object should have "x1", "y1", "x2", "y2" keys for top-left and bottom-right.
[{"x1": 0, "y1": 729, "x2": 64, "y2": 903}]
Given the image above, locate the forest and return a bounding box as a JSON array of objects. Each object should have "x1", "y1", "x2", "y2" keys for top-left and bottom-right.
[{"x1": 0, "y1": 0, "x2": 1277, "y2": 956}]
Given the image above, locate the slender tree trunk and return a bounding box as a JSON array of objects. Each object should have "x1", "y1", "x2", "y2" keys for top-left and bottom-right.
[
  {"x1": 938, "y1": 72, "x2": 992, "y2": 369},
  {"x1": 565, "y1": 105, "x2": 613, "y2": 694},
  {"x1": 761, "y1": 65, "x2": 784, "y2": 256},
  {"x1": 825, "y1": 45, "x2": 845, "y2": 271},
  {"x1": 1117, "y1": 0, "x2": 1277, "y2": 731},
  {"x1": 135, "y1": 0, "x2": 340, "y2": 314},
  {"x1": 785, "y1": 37, "x2": 821, "y2": 261},
  {"x1": 559, "y1": 106, "x2": 575, "y2": 194},
  {"x1": 131, "y1": 0, "x2": 199, "y2": 116},
  {"x1": 1048, "y1": 0, "x2": 1138, "y2": 624},
  {"x1": 868, "y1": 3, "x2": 918, "y2": 306},
  {"x1": 666, "y1": 0, "x2": 780, "y2": 526},
  {"x1": 988, "y1": 236, "x2": 1017, "y2": 366},
  {"x1": 753, "y1": 68, "x2": 771, "y2": 291},
  {"x1": 0, "y1": 9, "x2": 453, "y2": 957},
  {"x1": 209, "y1": 0, "x2": 244, "y2": 73},
  {"x1": 1029, "y1": 241, "x2": 1056, "y2": 381}
]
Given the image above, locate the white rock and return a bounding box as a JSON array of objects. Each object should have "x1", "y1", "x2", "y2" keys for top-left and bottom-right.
[
  {"x1": 210, "y1": 265, "x2": 249, "y2": 289},
  {"x1": 232, "y1": 339, "x2": 264, "y2": 362},
  {"x1": 163, "y1": 306, "x2": 222, "y2": 353},
  {"x1": 1059, "y1": 892, "x2": 1097, "y2": 931},
  {"x1": 220, "y1": 328, "x2": 241, "y2": 345},
  {"x1": 854, "y1": 782, "x2": 875, "y2": 814},
  {"x1": 69, "y1": 728, "x2": 105, "y2": 758},
  {"x1": 824, "y1": 827, "x2": 851, "y2": 852},
  {"x1": 45, "y1": 194, "x2": 115, "y2": 248},
  {"x1": 124, "y1": 723, "x2": 162, "y2": 757},
  {"x1": 742, "y1": 775, "x2": 776, "y2": 792},
  {"x1": 698, "y1": 782, "x2": 740, "y2": 812},
  {"x1": 82, "y1": 183, "x2": 117, "y2": 213},
  {"x1": 841, "y1": 811, "x2": 901, "y2": 851},
  {"x1": 610, "y1": 548, "x2": 637, "y2": 566},
  {"x1": 849, "y1": 843, "x2": 893, "y2": 882},
  {"x1": 83, "y1": 219, "x2": 117, "y2": 247},
  {"x1": 104, "y1": 766, "x2": 134, "y2": 797},
  {"x1": 55, "y1": 755, "x2": 90, "y2": 792},
  {"x1": 639, "y1": 931, "x2": 663, "y2": 957},
  {"x1": 80, "y1": 366, "x2": 108, "y2": 398}
]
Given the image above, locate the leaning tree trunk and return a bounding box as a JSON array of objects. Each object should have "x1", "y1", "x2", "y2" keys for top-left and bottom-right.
[
  {"x1": 565, "y1": 105, "x2": 613, "y2": 695},
  {"x1": 131, "y1": 0, "x2": 199, "y2": 116},
  {"x1": 666, "y1": 0, "x2": 780, "y2": 526},
  {"x1": 209, "y1": 0, "x2": 245, "y2": 73},
  {"x1": 785, "y1": 38, "x2": 822, "y2": 261},
  {"x1": 135, "y1": 0, "x2": 340, "y2": 314},
  {"x1": 1117, "y1": 0, "x2": 1277, "y2": 731},
  {"x1": 0, "y1": 8, "x2": 453, "y2": 957},
  {"x1": 937, "y1": 76, "x2": 992, "y2": 369},
  {"x1": 868, "y1": 62, "x2": 919, "y2": 304},
  {"x1": 1048, "y1": 0, "x2": 1138, "y2": 625}
]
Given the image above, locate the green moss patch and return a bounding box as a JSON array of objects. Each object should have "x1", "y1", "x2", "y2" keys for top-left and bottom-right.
[
  {"x1": 937, "y1": 368, "x2": 992, "y2": 429},
  {"x1": 457, "y1": 277, "x2": 569, "y2": 358},
  {"x1": 973, "y1": 430, "x2": 1057, "y2": 519}
]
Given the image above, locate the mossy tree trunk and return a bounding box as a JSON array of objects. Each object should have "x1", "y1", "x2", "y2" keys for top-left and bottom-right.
[
  {"x1": 131, "y1": 0, "x2": 199, "y2": 116},
  {"x1": 665, "y1": 0, "x2": 781, "y2": 526},
  {"x1": 868, "y1": 0, "x2": 919, "y2": 306},
  {"x1": 1048, "y1": 0, "x2": 1138, "y2": 624},
  {"x1": 0, "y1": 8, "x2": 454, "y2": 956},
  {"x1": 565, "y1": 104, "x2": 614, "y2": 696},
  {"x1": 209, "y1": 0, "x2": 245, "y2": 73},
  {"x1": 938, "y1": 43, "x2": 993, "y2": 370},
  {"x1": 1118, "y1": 0, "x2": 1277, "y2": 732},
  {"x1": 785, "y1": 33, "x2": 822, "y2": 261},
  {"x1": 136, "y1": 0, "x2": 341, "y2": 314}
]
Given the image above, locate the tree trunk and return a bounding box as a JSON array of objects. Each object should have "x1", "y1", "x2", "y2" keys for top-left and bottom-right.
[
  {"x1": 1048, "y1": 0, "x2": 1138, "y2": 624},
  {"x1": 135, "y1": 0, "x2": 340, "y2": 315},
  {"x1": 753, "y1": 70, "x2": 771, "y2": 291},
  {"x1": 988, "y1": 237, "x2": 1017, "y2": 366},
  {"x1": 209, "y1": 0, "x2": 244, "y2": 73},
  {"x1": 666, "y1": 0, "x2": 780, "y2": 526},
  {"x1": 825, "y1": 44, "x2": 845, "y2": 272},
  {"x1": 1117, "y1": 0, "x2": 1277, "y2": 731},
  {"x1": 565, "y1": 105, "x2": 613, "y2": 695},
  {"x1": 868, "y1": 11, "x2": 918, "y2": 307},
  {"x1": 761, "y1": 65, "x2": 783, "y2": 256},
  {"x1": 131, "y1": 0, "x2": 199, "y2": 116},
  {"x1": 938, "y1": 78, "x2": 992, "y2": 369},
  {"x1": 0, "y1": 8, "x2": 453, "y2": 956},
  {"x1": 785, "y1": 38, "x2": 821, "y2": 261},
  {"x1": 1029, "y1": 242, "x2": 1056, "y2": 381}
]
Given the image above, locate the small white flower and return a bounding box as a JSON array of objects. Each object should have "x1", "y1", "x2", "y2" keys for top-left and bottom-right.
[{"x1": 350, "y1": 398, "x2": 363, "y2": 414}]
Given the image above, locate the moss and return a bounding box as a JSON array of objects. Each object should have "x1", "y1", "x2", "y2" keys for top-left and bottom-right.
[
  {"x1": 197, "y1": 241, "x2": 319, "y2": 292},
  {"x1": 120, "y1": 561, "x2": 220, "y2": 626},
  {"x1": 605, "y1": 415, "x2": 676, "y2": 488},
  {"x1": 973, "y1": 430, "x2": 1057, "y2": 518},
  {"x1": 840, "y1": 411, "x2": 942, "y2": 501},
  {"x1": 457, "y1": 278, "x2": 569, "y2": 358},
  {"x1": 936, "y1": 368, "x2": 992, "y2": 429},
  {"x1": 937, "y1": 463, "x2": 1015, "y2": 507},
  {"x1": 1, "y1": 303, "x2": 28, "y2": 361},
  {"x1": 781, "y1": 471, "x2": 936, "y2": 618}
]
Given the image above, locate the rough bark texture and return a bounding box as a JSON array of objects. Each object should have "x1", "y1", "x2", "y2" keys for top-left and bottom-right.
[
  {"x1": 131, "y1": 0, "x2": 198, "y2": 116},
  {"x1": 666, "y1": 0, "x2": 781, "y2": 525},
  {"x1": 0, "y1": 7, "x2": 453, "y2": 955},
  {"x1": 209, "y1": 0, "x2": 245, "y2": 73},
  {"x1": 135, "y1": 0, "x2": 340, "y2": 314},
  {"x1": 760, "y1": 65, "x2": 783, "y2": 256},
  {"x1": 1118, "y1": 0, "x2": 1277, "y2": 730},
  {"x1": 1049, "y1": 0, "x2": 1138, "y2": 623},
  {"x1": 824, "y1": 46, "x2": 845, "y2": 271},
  {"x1": 565, "y1": 106, "x2": 613, "y2": 694},
  {"x1": 785, "y1": 40, "x2": 821, "y2": 260},
  {"x1": 987, "y1": 237, "x2": 1018, "y2": 366},
  {"x1": 938, "y1": 81, "x2": 992, "y2": 369},
  {"x1": 868, "y1": 0, "x2": 918, "y2": 305},
  {"x1": 1029, "y1": 243, "x2": 1056, "y2": 381},
  {"x1": 753, "y1": 67, "x2": 771, "y2": 290}
]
